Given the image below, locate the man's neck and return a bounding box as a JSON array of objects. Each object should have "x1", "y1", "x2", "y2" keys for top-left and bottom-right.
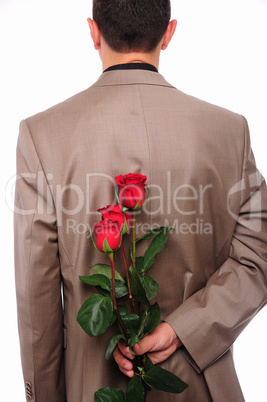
[{"x1": 100, "y1": 41, "x2": 161, "y2": 71}]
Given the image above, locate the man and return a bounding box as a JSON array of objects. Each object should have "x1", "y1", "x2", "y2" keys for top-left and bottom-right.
[{"x1": 14, "y1": 0, "x2": 267, "y2": 401}]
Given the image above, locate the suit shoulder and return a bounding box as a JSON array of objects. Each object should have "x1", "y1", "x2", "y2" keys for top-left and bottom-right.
[
  {"x1": 169, "y1": 86, "x2": 246, "y2": 137},
  {"x1": 24, "y1": 85, "x2": 97, "y2": 132},
  {"x1": 176, "y1": 87, "x2": 242, "y2": 120}
]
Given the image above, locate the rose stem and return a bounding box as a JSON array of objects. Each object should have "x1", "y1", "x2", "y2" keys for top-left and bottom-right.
[
  {"x1": 121, "y1": 243, "x2": 135, "y2": 314},
  {"x1": 131, "y1": 212, "x2": 142, "y2": 315},
  {"x1": 108, "y1": 253, "x2": 130, "y2": 341},
  {"x1": 132, "y1": 213, "x2": 136, "y2": 267}
]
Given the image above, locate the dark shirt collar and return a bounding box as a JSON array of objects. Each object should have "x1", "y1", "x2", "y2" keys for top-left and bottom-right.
[{"x1": 103, "y1": 62, "x2": 158, "y2": 73}]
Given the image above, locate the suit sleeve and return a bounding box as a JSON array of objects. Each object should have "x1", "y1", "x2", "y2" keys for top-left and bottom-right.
[
  {"x1": 165, "y1": 116, "x2": 267, "y2": 372},
  {"x1": 14, "y1": 120, "x2": 65, "y2": 401}
]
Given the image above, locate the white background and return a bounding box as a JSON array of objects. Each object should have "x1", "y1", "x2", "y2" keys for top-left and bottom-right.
[{"x1": 0, "y1": 0, "x2": 266, "y2": 400}]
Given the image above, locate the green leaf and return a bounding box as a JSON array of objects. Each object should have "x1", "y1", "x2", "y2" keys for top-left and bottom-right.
[
  {"x1": 77, "y1": 294, "x2": 113, "y2": 337},
  {"x1": 128, "y1": 334, "x2": 140, "y2": 348},
  {"x1": 129, "y1": 266, "x2": 150, "y2": 306},
  {"x1": 126, "y1": 375, "x2": 145, "y2": 402},
  {"x1": 109, "y1": 311, "x2": 117, "y2": 326},
  {"x1": 94, "y1": 387, "x2": 125, "y2": 402},
  {"x1": 109, "y1": 305, "x2": 128, "y2": 327},
  {"x1": 96, "y1": 286, "x2": 111, "y2": 298},
  {"x1": 136, "y1": 226, "x2": 168, "y2": 244},
  {"x1": 118, "y1": 305, "x2": 128, "y2": 316},
  {"x1": 113, "y1": 279, "x2": 128, "y2": 299},
  {"x1": 135, "y1": 256, "x2": 144, "y2": 273},
  {"x1": 138, "y1": 303, "x2": 160, "y2": 338},
  {"x1": 105, "y1": 334, "x2": 124, "y2": 360},
  {"x1": 91, "y1": 264, "x2": 123, "y2": 281},
  {"x1": 130, "y1": 227, "x2": 166, "y2": 260},
  {"x1": 140, "y1": 275, "x2": 159, "y2": 300},
  {"x1": 121, "y1": 314, "x2": 140, "y2": 337},
  {"x1": 142, "y1": 379, "x2": 152, "y2": 392},
  {"x1": 143, "y1": 354, "x2": 154, "y2": 371},
  {"x1": 79, "y1": 274, "x2": 111, "y2": 292},
  {"x1": 143, "y1": 303, "x2": 160, "y2": 336},
  {"x1": 142, "y1": 358, "x2": 188, "y2": 394},
  {"x1": 143, "y1": 226, "x2": 170, "y2": 272}
]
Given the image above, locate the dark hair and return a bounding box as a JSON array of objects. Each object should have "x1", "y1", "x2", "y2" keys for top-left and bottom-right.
[{"x1": 93, "y1": 0, "x2": 171, "y2": 53}]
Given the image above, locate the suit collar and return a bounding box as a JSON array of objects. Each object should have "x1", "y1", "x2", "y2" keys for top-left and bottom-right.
[
  {"x1": 103, "y1": 62, "x2": 158, "y2": 73},
  {"x1": 91, "y1": 69, "x2": 175, "y2": 89}
]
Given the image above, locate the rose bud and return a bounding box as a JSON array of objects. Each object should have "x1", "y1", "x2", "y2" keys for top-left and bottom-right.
[
  {"x1": 115, "y1": 173, "x2": 147, "y2": 210},
  {"x1": 93, "y1": 219, "x2": 122, "y2": 253},
  {"x1": 97, "y1": 204, "x2": 132, "y2": 234}
]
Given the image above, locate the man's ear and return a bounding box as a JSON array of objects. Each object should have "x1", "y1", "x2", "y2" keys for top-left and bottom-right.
[
  {"x1": 161, "y1": 19, "x2": 177, "y2": 50},
  {"x1": 87, "y1": 18, "x2": 101, "y2": 50}
]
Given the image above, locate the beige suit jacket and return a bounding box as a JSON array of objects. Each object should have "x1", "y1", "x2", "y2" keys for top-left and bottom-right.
[{"x1": 15, "y1": 69, "x2": 267, "y2": 401}]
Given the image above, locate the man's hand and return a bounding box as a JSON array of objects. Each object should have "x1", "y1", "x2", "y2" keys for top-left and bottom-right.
[{"x1": 113, "y1": 322, "x2": 183, "y2": 378}]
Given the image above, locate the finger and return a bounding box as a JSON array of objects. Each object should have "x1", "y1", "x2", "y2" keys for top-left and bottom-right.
[
  {"x1": 147, "y1": 341, "x2": 180, "y2": 365},
  {"x1": 133, "y1": 322, "x2": 180, "y2": 356},
  {"x1": 133, "y1": 332, "x2": 161, "y2": 356},
  {"x1": 117, "y1": 339, "x2": 135, "y2": 360},
  {"x1": 113, "y1": 347, "x2": 134, "y2": 378}
]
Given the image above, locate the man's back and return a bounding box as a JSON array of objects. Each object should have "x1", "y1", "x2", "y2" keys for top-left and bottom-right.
[{"x1": 15, "y1": 67, "x2": 267, "y2": 401}]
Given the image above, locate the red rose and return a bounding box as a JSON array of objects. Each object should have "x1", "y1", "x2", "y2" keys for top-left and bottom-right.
[
  {"x1": 115, "y1": 173, "x2": 147, "y2": 210},
  {"x1": 93, "y1": 220, "x2": 122, "y2": 253},
  {"x1": 97, "y1": 204, "x2": 132, "y2": 234}
]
